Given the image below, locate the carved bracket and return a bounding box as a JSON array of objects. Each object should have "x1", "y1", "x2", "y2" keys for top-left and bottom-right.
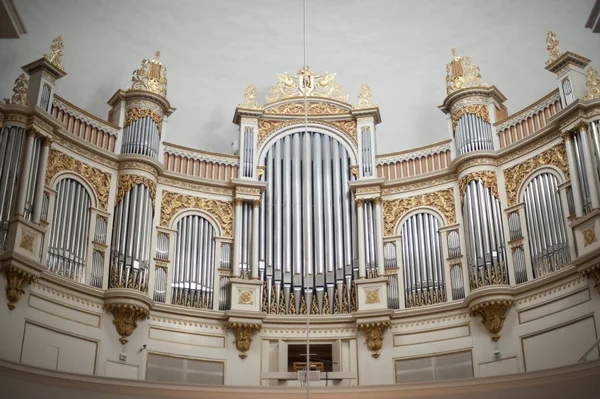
[
  {"x1": 357, "y1": 320, "x2": 391, "y2": 358},
  {"x1": 470, "y1": 299, "x2": 513, "y2": 341},
  {"x1": 228, "y1": 322, "x2": 261, "y2": 359},
  {"x1": 105, "y1": 303, "x2": 149, "y2": 344},
  {"x1": 2, "y1": 265, "x2": 37, "y2": 310},
  {"x1": 581, "y1": 264, "x2": 600, "y2": 295}
]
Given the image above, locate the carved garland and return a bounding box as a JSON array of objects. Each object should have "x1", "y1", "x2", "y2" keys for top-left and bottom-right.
[
  {"x1": 264, "y1": 102, "x2": 349, "y2": 115},
  {"x1": 257, "y1": 119, "x2": 357, "y2": 147},
  {"x1": 124, "y1": 108, "x2": 163, "y2": 135},
  {"x1": 116, "y1": 174, "x2": 156, "y2": 205},
  {"x1": 503, "y1": 144, "x2": 569, "y2": 206},
  {"x1": 45, "y1": 149, "x2": 111, "y2": 210},
  {"x1": 383, "y1": 188, "x2": 456, "y2": 236},
  {"x1": 160, "y1": 191, "x2": 233, "y2": 237},
  {"x1": 459, "y1": 171, "x2": 499, "y2": 206},
  {"x1": 451, "y1": 104, "x2": 489, "y2": 130}
]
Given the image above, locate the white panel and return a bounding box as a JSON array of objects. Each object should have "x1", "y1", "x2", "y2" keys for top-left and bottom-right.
[
  {"x1": 518, "y1": 289, "x2": 591, "y2": 324},
  {"x1": 146, "y1": 353, "x2": 224, "y2": 385},
  {"x1": 394, "y1": 325, "x2": 470, "y2": 346},
  {"x1": 479, "y1": 356, "x2": 519, "y2": 377},
  {"x1": 105, "y1": 360, "x2": 139, "y2": 379},
  {"x1": 148, "y1": 327, "x2": 225, "y2": 348},
  {"x1": 21, "y1": 322, "x2": 97, "y2": 375},
  {"x1": 522, "y1": 316, "x2": 599, "y2": 371},
  {"x1": 28, "y1": 294, "x2": 101, "y2": 328}
]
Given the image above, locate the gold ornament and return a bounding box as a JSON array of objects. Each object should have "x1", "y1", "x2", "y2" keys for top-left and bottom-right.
[
  {"x1": 299, "y1": 292, "x2": 307, "y2": 315},
  {"x1": 333, "y1": 286, "x2": 340, "y2": 314},
  {"x1": 581, "y1": 263, "x2": 600, "y2": 295},
  {"x1": 257, "y1": 119, "x2": 357, "y2": 147},
  {"x1": 265, "y1": 102, "x2": 348, "y2": 115},
  {"x1": 269, "y1": 284, "x2": 278, "y2": 314},
  {"x1": 256, "y1": 165, "x2": 265, "y2": 179},
  {"x1": 279, "y1": 289, "x2": 286, "y2": 314},
  {"x1": 349, "y1": 165, "x2": 359, "y2": 178},
  {"x1": 4, "y1": 74, "x2": 29, "y2": 105},
  {"x1": 160, "y1": 191, "x2": 233, "y2": 237},
  {"x1": 124, "y1": 108, "x2": 163, "y2": 135},
  {"x1": 266, "y1": 66, "x2": 349, "y2": 103},
  {"x1": 365, "y1": 288, "x2": 380, "y2": 304},
  {"x1": 116, "y1": 174, "x2": 156, "y2": 205},
  {"x1": 545, "y1": 31, "x2": 562, "y2": 66},
  {"x1": 357, "y1": 321, "x2": 391, "y2": 358},
  {"x1": 261, "y1": 281, "x2": 268, "y2": 313},
  {"x1": 19, "y1": 232, "x2": 35, "y2": 253},
  {"x1": 238, "y1": 290, "x2": 253, "y2": 305},
  {"x1": 350, "y1": 282, "x2": 357, "y2": 312},
  {"x1": 446, "y1": 47, "x2": 488, "y2": 95},
  {"x1": 229, "y1": 322, "x2": 261, "y2": 359},
  {"x1": 3, "y1": 265, "x2": 37, "y2": 310},
  {"x1": 503, "y1": 144, "x2": 569, "y2": 206},
  {"x1": 45, "y1": 149, "x2": 111, "y2": 210},
  {"x1": 583, "y1": 225, "x2": 597, "y2": 247},
  {"x1": 238, "y1": 84, "x2": 262, "y2": 110},
  {"x1": 383, "y1": 188, "x2": 456, "y2": 236},
  {"x1": 354, "y1": 83, "x2": 377, "y2": 109},
  {"x1": 470, "y1": 300, "x2": 513, "y2": 341},
  {"x1": 288, "y1": 290, "x2": 297, "y2": 315},
  {"x1": 322, "y1": 291, "x2": 330, "y2": 314},
  {"x1": 130, "y1": 49, "x2": 167, "y2": 97},
  {"x1": 342, "y1": 284, "x2": 350, "y2": 314},
  {"x1": 451, "y1": 104, "x2": 489, "y2": 130},
  {"x1": 459, "y1": 171, "x2": 498, "y2": 206},
  {"x1": 311, "y1": 292, "x2": 319, "y2": 315},
  {"x1": 43, "y1": 35, "x2": 65, "y2": 71},
  {"x1": 584, "y1": 67, "x2": 600, "y2": 100},
  {"x1": 105, "y1": 303, "x2": 149, "y2": 345}
]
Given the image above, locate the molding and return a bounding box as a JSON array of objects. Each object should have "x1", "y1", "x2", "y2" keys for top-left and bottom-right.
[{"x1": 52, "y1": 95, "x2": 120, "y2": 136}]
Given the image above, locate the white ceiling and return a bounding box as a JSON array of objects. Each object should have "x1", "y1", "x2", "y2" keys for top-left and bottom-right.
[{"x1": 0, "y1": 0, "x2": 598, "y2": 154}]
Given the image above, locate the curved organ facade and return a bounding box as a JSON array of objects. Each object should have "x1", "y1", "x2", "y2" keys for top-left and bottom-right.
[{"x1": 1, "y1": 33, "x2": 600, "y2": 387}]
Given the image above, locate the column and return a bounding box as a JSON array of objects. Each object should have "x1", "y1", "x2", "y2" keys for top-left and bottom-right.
[
  {"x1": 356, "y1": 199, "x2": 366, "y2": 279},
  {"x1": 579, "y1": 123, "x2": 600, "y2": 209},
  {"x1": 251, "y1": 199, "x2": 260, "y2": 279},
  {"x1": 395, "y1": 236, "x2": 406, "y2": 309},
  {"x1": 32, "y1": 137, "x2": 51, "y2": 223},
  {"x1": 212, "y1": 240, "x2": 223, "y2": 311},
  {"x1": 232, "y1": 198, "x2": 243, "y2": 278},
  {"x1": 373, "y1": 197, "x2": 385, "y2": 277},
  {"x1": 16, "y1": 131, "x2": 35, "y2": 216},
  {"x1": 564, "y1": 133, "x2": 584, "y2": 217},
  {"x1": 516, "y1": 207, "x2": 534, "y2": 283}
]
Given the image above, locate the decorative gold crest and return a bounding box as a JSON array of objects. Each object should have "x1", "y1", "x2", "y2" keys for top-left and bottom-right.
[
  {"x1": 4, "y1": 74, "x2": 29, "y2": 105},
  {"x1": 44, "y1": 35, "x2": 65, "y2": 71},
  {"x1": 584, "y1": 67, "x2": 600, "y2": 101},
  {"x1": 130, "y1": 49, "x2": 168, "y2": 97},
  {"x1": 545, "y1": 31, "x2": 562, "y2": 66},
  {"x1": 238, "y1": 290, "x2": 253, "y2": 305},
  {"x1": 446, "y1": 47, "x2": 488, "y2": 95},
  {"x1": 160, "y1": 191, "x2": 233, "y2": 236},
  {"x1": 365, "y1": 288, "x2": 380, "y2": 304},
  {"x1": 265, "y1": 66, "x2": 349, "y2": 103},
  {"x1": 238, "y1": 84, "x2": 262, "y2": 109},
  {"x1": 354, "y1": 83, "x2": 377, "y2": 109}
]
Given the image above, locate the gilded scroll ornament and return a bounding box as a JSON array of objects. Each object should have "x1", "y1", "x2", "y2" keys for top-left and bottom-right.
[
  {"x1": 357, "y1": 321, "x2": 391, "y2": 358},
  {"x1": 43, "y1": 35, "x2": 65, "y2": 71},
  {"x1": 581, "y1": 263, "x2": 600, "y2": 295},
  {"x1": 257, "y1": 119, "x2": 357, "y2": 147},
  {"x1": 256, "y1": 165, "x2": 265, "y2": 179},
  {"x1": 238, "y1": 84, "x2": 262, "y2": 110},
  {"x1": 459, "y1": 171, "x2": 498, "y2": 206},
  {"x1": 354, "y1": 83, "x2": 377, "y2": 109},
  {"x1": 383, "y1": 188, "x2": 456, "y2": 236},
  {"x1": 45, "y1": 149, "x2": 111, "y2": 210},
  {"x1": 264, "y1": 102, "x2": 348, "y2": 115},
  {"x1": 238, "y1": 290, "x2": 253, "y2": 305},
  {"x1": 446, "y1": 47, "x2": 488, "y2": 95},
  {"x1": 19, "y1": 232, "x2": 35, "y2": 253},
  {"x1": 3, "y1": 73, "x2": 29, "y2": 105},
  {"x1": 124, "y1": 108, "x2": 163, "y2": 135},
  {"x1": 116, "y1": 174, "x2": 156, "y2": 205},
  {"x1": 470, "y1": 300, "x2": 513, "y2": 341},
  {"x1": 229, "y1": 322, "x2": 261, "y2": 359},
  {"x1": 160, "y1": 191, "x2": 233, "y2": 237},
  {"x1": 451, "y1": 104, "x2": 489, "y2": 130},
  {"x1": 3, "y1": 265, "x2": 37, "y2": 310},
  {"x1": 584, "y1": 67, "x2": 600, "y2": 101},
  {"x1": 545, "y1": 31, "x2": 562, "y2": 66},
  {"x1": 365, "y1": 288, "x2": 380, "y2": 304},
  {"x1": 130, "y1": 49, "x2": 168, "y2": 97},
  {"x1": 503, "y1": 144, "x2": 569, "y2": 206},
  {"x1": 583, "y1": 225, "x2": 597, "y2": 247},
  {"x1": 105, "y1": 303, "x2": 149, "y2": 345},
  {"x1": 265, "y1": 66, "x2": 349, "y2": 103}
]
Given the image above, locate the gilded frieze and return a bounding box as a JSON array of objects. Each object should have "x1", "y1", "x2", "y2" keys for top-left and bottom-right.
[
  {"x1": 584, "y1": 67, "x2": 600, "y2": 101},
  {"x1": 451, "y1": 104, "x2": 489, "y2": 130},
  {"x1": 265, "y1": 66, "x2": 349, "y2": 103},
  {"x1": 257, "y1": 119, "x2": 357, "y2": 147},
  {"x1": 45, "y1": 149, "x2": 111, "y2": 210},
  {"x1": 459, "y1": 171, "x2": 498, "y2": 206},
  {"x1": 3, "y1": 73, "x2": 28, "y2": 106},
  {"x1": 264, "y1": 102, "x2": 348, "y2": 115},
  {"x1": 160, "y1": 191, "x2": 233, "y2": 236},
  {"x1": 124, "y1": 108, "x2": 163, "y2": 135},
  {"x1": 116, "y1": 174, "x2": 156, "y2": 205},
  {"x1": 158, "y1": 177, "x2": 233, "y2": 196},
  {"x1": 383, "y1": 188, "x2": 456, "y2": 236},
  {"x1": 503, "y1": 144, "x2": 569, "y2": 206}
]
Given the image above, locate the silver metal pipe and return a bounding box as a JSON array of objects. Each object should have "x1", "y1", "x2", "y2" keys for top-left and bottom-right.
[
  {"x1": 313, "y1": 135, "x2": 324, "y2": 275},
  {"x1": 292, "y1": 133, "x2": 302, "y2": 276},
  {"x1": 283, "y1": 135, "x2": 292, "y2": 273},
  {"x1": 323, "y1": 136, "x2": 335, "y2": 273}
]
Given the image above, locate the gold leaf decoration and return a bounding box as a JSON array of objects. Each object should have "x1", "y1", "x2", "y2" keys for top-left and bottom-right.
[
  {"x1": 545, "y1": 31, "x2": 562, "y2": 66},
  {"x1": 130, "y1": 49, "x2": 167, "y2": 97},
  {"x1": 446, "y1": 47, "x2": 488, "y2": 95},
  {"x1": 503, "y1": 144, "x2": 569, "y2": 206},
  {"x1": 124, "y1": 107, "x2": 163, "y2": 135},
  {"x1": 354, "y1": 83, "x2": 377, "y2": 109},
  {"x1": 4, "y1": 73, "x2": 29, "y2": 105},
  {"x1": 451, "y1": 104, "x2": 489, "y2": 130},
  {"x1": 238, "y1": 83, "x2": 262, "y2": 110},
  {"x1": 160, "y1": 191, "x2": 233, "y2": 237},
  {"x1": 266, "y1": 66, "x2": 349, "y2": 103},
  {"x1": 43, "y1": 35, "x2": 65, "y2": 71},
  {"x1": 459, "y1": 171, "x2": 499, "y2": 206},
  {"x1": 383, "y1": 188, "x2": 456, "y2": 236},
  {"x1": 45, "y1": 149, "x2": 111, "y2": 210},
  {"x1": 257, "y1": 119, "x2": 357, "y2": 147},
  {"x1": 116, "y1": 174, "x2": 156, "y2": 205},
  {"x1": 264, "y1": 102, "x2": 348, "y2": 115},
  {"x1": 584, "y1": 67, "x2": 600, "y2": 101}
]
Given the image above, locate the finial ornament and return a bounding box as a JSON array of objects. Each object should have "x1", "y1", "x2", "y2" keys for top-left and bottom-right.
[
  {"x1": 584, "y1": 66, "x2": 600, "y2": 100},
  {"x1": 130, "y1": 49, "x2": 168, "y2": 97},
  {"x1": 545, "y1": 31, "x2": 562, "y2": 66},
  {"x1": 354, "y1": 83, "x2": 377, "y2": 109},
  {"x1": 265, "y1": 66, "x2": 349, "y2": 103},
  {"x1": 238, "y1": 84, "x2": 262, "y2": 109},
  {"x1": 445, "y1": 47, "x2": 488, "y2": 95},
  {"x1": 3, "y1": 73, "x2": 29, "y2": 105},
  {"x1": 43, "y1": 35, "x2": 65, "y2": 71}
]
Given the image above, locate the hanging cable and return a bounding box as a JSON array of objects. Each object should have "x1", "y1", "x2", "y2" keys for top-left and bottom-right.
[{"x1": 303, "y1": 0, "x2": 311, "y2": 397}]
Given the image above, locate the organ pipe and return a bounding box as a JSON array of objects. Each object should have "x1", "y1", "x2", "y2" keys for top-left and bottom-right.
[
  {"x1": 121, "y1": 116, "x2": 160, "y2": 159},
  {"x1": 455, "y1": 114, "x2": 494, "y2": 156},
  {"x1": 0, "y1": 126, "x2": 25, "y2": 251}
]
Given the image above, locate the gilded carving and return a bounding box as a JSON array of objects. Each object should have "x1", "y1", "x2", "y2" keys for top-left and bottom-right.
[
  {"x1": 3, "y1": 266, "x2": 37, "y2": 310},
  {"x1": 584, "y1": 67, "x2": 600, "y2": 101},
  {"x1": 264, "y1": 102, "x2": 348, "y2": 115},
  {"x1": 105, "y1": 303, "x2": 149, "y2": 345},
  {"x1": 581, "y1": 264, "x2": 600, "y2": 295},
  {"x1": 365, "y1": 288, "x2": 380, "y2": 304},
  {"x1": 238, "y1": 84, "x2": 262, "y2": 110},
  {"x1": 160, "y1": 191, "x2": 233, "y2": 236},
  {"x1": 256, "y1": 165, "x2": 265, "y2": 179},
  {"x1": 383, "y1": 188, "x2": 456, "y2": 236},
  {"x1": 503, "y1": 144, "x2": 569, "y2": 206},
  {"x1": 118, "y1": 161, "x2": 159, "y2": 178},
  {"x1": 43, "y1": 35, "x2": 65, "y2": 71},
  {"x1": 124, "y1": 107, "x2": 163, "y2": 135},
  {"x1": 446, "y1": 47, "x2": 488, "y2": 95},
  {"x1": 583, "y1": 225, "x2": 597, "y2": 247},
  {"x1": 19, "y1": 232, "x2": 35, "y2": 253},
  {"x1": 349, "y1": 165, "x2": 359, "y2": 178},
  {"x1": 257, "y1": 119, "x2": 357, "y2": 147},
  {"x1": 354, "y1": 83, "x2": 377, "y2": 109},
  {"x1": 235, "y1": 186, "x2": 261, "y2": 195},
  {"x1": 357, "y1": 321, "x2": 391, "y2": 358},
  {"x1": 130, "y1": 49, "x2": 167, "y2": 98},
  {"x1": 545, "y1": 31, "x2": 562, "y2": 66},
  {"x1": 382, "y1": 174, "x2": 456, "y2": 195},
  {"x1": 3, "y1": 74, "x2": 29, "y2": 105},
  {"x1": 159, "y1": 177, "x2": 233, "y2": 196},
  {"x1": 45, "y1": 149, "x2": 111, "y2": 210},
  {"x1": 265, "y1": 66, "x2": 349, "y2": 103},
  {"x1": 116, "y1": 174, "x2": 156, "y2": 205},
  {"x1": 229, "y1": 322, "x2": 261, "y2": 359},
  {"x1": 459, "y1": 171, "x2": 498, "y2": 206},
  {"x1": 470, "y1": 300, "x2": 513, "y2": 341},
  {"x1": 451, "y1": 104, "x2": 489, "y2": 130},
  {"x1": 238, "y1": 290, "x2": 253, "y2": 305}
]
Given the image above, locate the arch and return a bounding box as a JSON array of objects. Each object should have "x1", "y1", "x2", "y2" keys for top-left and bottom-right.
[
  {"x1": 395, "y1": 206, "x2": 447, "y2": 236},
  {"x1": 517, "y1": 166, "x2": 565, "y2": 206},
  {"x1": 257, "y1": 123, "x2": 359, "y2": 166},
  {"x1": 170, "y1": 208, "x2": 224, "y2": 237},
  {"x1": 50, "y1": 171, "x2": 99, "y2": 210}
]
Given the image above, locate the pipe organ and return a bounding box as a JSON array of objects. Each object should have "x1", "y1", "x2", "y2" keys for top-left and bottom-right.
[{"x1": 2, "y1": 32, "x2": 600, "y2": 357}]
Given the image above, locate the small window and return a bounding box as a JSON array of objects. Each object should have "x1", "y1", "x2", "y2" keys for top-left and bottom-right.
[
  {"x1": 395, "y1": 350, "x2": 473, "y2": 383},
  {"x1": 287, "y1": 344, "x2": 333, "y2": 372}
]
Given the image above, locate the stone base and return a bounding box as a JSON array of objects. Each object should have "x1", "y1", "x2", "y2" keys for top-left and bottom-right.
[
  {"x1": 230, "y1": 278, "x2": 264, "y2": 312},
  {"x1": 354, "y1": 277, "x2": 388, "y2": 311}
]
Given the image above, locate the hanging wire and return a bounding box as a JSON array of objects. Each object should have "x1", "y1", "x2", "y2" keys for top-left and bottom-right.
[{"x1": 303, "y1": 0, "x2": 311, "y2": 397}]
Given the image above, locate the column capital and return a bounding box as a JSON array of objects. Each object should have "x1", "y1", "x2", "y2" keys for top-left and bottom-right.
[
  {"x1": 252, "y1": 199, "x2": 261, "y2": 208},
  {"x1": 42, "y1": 135, "x2": 54, "y2": 147},
  {"x1": 234, "y1": 198, "x2": 244, "y2": 207},
  {"x1": 577, "y1": 121, "x2": 589, "y2": 133},
  {"x1": 355, "y1": 198, "x2": 364, "y2": 208},
  {"x1": 561, "y1": 131, "x2": 573, "y2": 141},
  {"x1": 373, "y1": 196, "x2": 382, "y2": 205}
]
